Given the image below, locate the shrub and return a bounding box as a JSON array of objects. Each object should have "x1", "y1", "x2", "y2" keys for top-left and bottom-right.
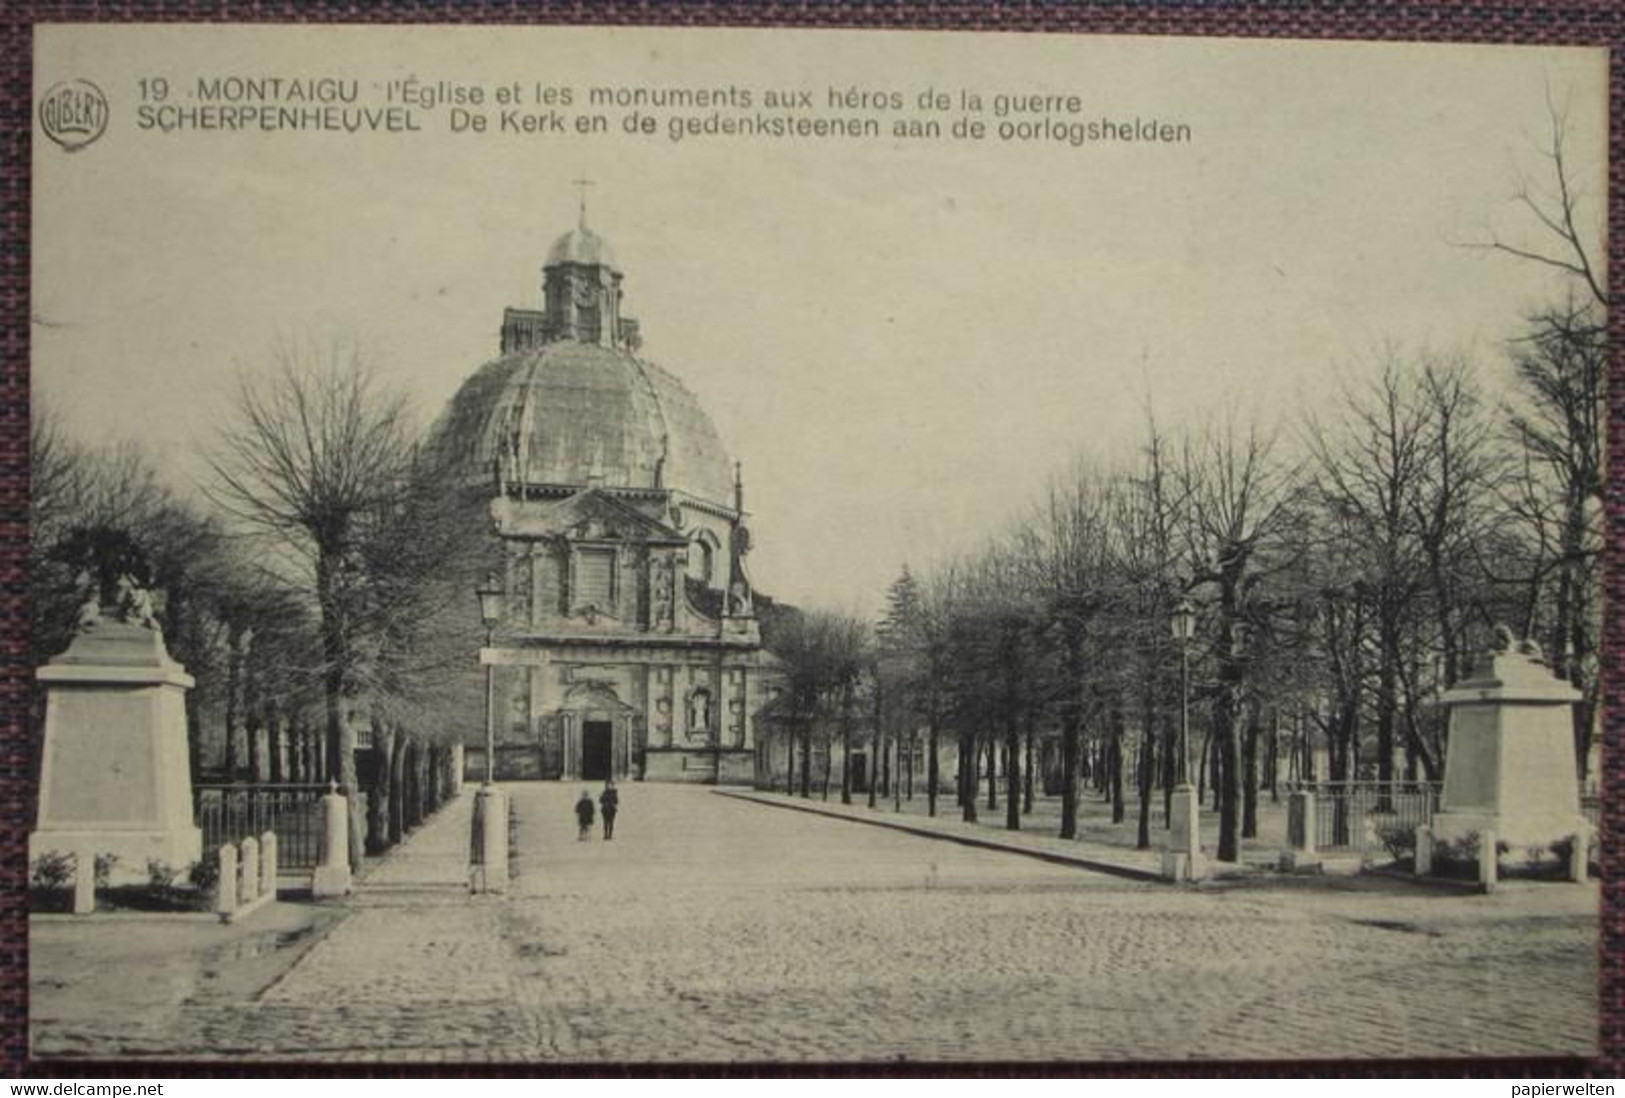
[
  {"x1": 93, "y1": 852, "x2": 117, "y2": 888},
  {"x1": 1374, "y1": 823, "x2": 1416, "y2": 861},
  {"x1": 146, "y1": 858, "x2": 176, "y2": 891},
  {"x1": 31, "y1": 850, "x2": 75, "y2": 890},
  {"x1": 188, "y1": 851, "x2": 220, "y2": 894},
  {"x1": 1430, "y1": 831, "x2": 1482, "y2": 879}
]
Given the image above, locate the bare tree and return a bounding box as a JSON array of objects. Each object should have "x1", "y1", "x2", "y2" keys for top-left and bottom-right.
[
  {"x1": 765, "y1": 608, "x2": 871, "y2": 802},
  {"x1": 1306, "y1": 356, "x2": 1434, "y2": 786},
  {"x1": 1023, "y1": 460, "x2": 1117, "y2": 840},
  {"x1": 207, "y1": 342, "x2": 418, "y2": 869},
  {"x1": 1474, "y1": 105, "x2": 1606, "y2": 778},
  {"x1": 1110, "y1": 425, "x2": 1185, "y2": 848},
  {"x1": 1471, "y1": 103, "x2": 1605, "y2": 310},
  {"x1": 30, "y1": 413, "x2": 235, "y2": 790},
  {"x1": 1504, "y1": 300, "x2": 1604, "y2": 776},
  {"x1": 1178, "y1": 415, "x2": 1301, "y2": 863}
]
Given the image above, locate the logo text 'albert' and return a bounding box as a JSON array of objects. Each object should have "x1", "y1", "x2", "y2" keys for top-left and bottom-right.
[{"x1": 39, "y1": 80, "x2": 109, "y2": 152}]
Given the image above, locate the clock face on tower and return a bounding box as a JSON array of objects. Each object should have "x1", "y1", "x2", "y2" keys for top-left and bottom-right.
[{"x1": 573, "y1": 277, "x2": 599, "y2": 308}]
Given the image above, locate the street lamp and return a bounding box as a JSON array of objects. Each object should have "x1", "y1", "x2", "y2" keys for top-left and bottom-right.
[
  {"x1": 476, "y1": 575, "x2": 504, "y2": 785},
  {"x1": 471, "y1": 574, "x2": 508, "y2": 894},
  {"x1": 1164, "y1": 594, "x2": 1202, "y2": 881},
  {"x1": 1170, "y1": 597, "x2": 1196, "y2": 785}
]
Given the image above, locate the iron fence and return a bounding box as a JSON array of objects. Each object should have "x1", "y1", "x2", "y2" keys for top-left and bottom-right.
[
  {"x1": 194, "y1": 783, "x2": 327, "y2": 870},
  {"x1": 1289, "y1": 780, "x2": 1441, "y2": 856},
  {"x1": 1290, "y1": 779, "x2": 1599, "y2": 858}
]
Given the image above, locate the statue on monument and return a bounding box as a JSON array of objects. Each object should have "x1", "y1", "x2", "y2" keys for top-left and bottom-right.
[
  {"x1": 114, "y1": 573, "x2": 162, "y2": 633},
  {"x1": 1489, "y1": 623, "x2": 1546, "y2": 665},
  {"x1": 72, "y1": 570, "x2": 101, "y2": 633}
]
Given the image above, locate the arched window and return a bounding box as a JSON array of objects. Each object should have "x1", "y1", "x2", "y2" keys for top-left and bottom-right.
[{"x1": 690, "y1": 533, "x2": 718, "y2": 585}]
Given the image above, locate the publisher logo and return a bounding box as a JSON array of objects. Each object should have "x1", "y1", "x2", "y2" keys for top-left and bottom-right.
[{"x1": 38, "y1": 79, "x2": 108, "y2": 152}]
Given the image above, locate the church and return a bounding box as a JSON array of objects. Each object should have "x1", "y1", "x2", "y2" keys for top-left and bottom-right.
[{"x1": 431, "y1": 204, "x2": 777, "y2": 784}]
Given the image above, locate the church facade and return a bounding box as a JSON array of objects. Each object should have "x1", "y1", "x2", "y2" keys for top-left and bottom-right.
[{"x1": 432, "y1": 211, "x2": 776, "y2": 785}]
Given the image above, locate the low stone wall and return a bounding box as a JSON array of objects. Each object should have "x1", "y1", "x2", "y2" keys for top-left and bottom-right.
[{"x1": 642, "y1": 747, "x2": 754, "y2": 785}]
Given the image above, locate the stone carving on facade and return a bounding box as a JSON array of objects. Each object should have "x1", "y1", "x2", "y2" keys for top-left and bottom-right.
[
  {"x1": 727, "y1": 523, "x2": 755, "y2": 616},
  {"x1": 652, "y1": 554, "x2": 676, "y2": 632},
  {"x1": 729, "y1": 671, "x2": 747, "y2": 746},
  {"x1": 687, "y1": 688, "x2": 712, "y2": 734},
  {"x1": 547, "y1": 539, "x2": 570, "y2": 617},
  {"x1": 509, "y1": 543, "x2": 534, "y2": 625},
  {"x1": 655, "y1": 670, "x2": 674, "y2": 744},
  {"x1": 507, "y1": 682, "x2": 530, "y2": 740},
  {"x1": 620, "y1": 548, "x2": 643, "y2": 628}
]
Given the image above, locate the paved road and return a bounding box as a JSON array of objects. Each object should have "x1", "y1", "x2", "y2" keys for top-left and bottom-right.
[{"x1": 31, "y1": 783, "x2": 1598, "y2": 1064}]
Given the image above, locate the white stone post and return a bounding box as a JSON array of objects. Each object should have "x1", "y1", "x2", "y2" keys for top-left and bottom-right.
[
  {"x1": 470, "y1": 786, "x2": 509, "y2": 894},
  {"x1": 1414, "y1": 825, "x2": 1433, "y2": 877},
  {"x1": 1479, "y1": 828, "x2": 1498, "y2": 894},
  {"x1": 1568, "y1": 830, "x2": 1588, "y2": 883},
  {"x1": 72, "y1": 846, "x2": 96, "y2": 915},
  {"x1": 215, "y1": 843, "x2": 238, "y2": 917},
  {"x1": 312, "y1": 784, "x2": 352, "y2": 898},
  {"x1": 238, "y1": 836, "x2": 259, "y2": 904},
  {"x1": 1161, "y1": 784, "x2": 1203, "y2": 882},
  {"x1": 260, "y1": 830, "x2": 278, "y2": 898}
]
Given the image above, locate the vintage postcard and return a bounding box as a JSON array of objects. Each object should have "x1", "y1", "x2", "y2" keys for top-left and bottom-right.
[{"x1": 26, "y1": 22, "x2": 1609, "y2": 1067}]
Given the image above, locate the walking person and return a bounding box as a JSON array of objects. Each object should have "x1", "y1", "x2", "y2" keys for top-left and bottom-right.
[
  {"x1": 600, "y1": 779, "x2": 619, "y2": 840},
  {"x1": 574, "y1": 788, "x2": 594, "y2": 841}
]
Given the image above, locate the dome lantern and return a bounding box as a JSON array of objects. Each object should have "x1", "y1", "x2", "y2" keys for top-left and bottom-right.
[{"x1": 434, "y1": 203, "x2": 734, "y2": 508}]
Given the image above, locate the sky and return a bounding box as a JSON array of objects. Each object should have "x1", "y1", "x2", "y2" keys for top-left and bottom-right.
[{"x1": 32, "y1": 25, "x2": 1608, "y2": 616}]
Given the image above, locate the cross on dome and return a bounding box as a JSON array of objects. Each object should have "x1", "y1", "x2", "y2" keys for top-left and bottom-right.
[{"x1": 572, "y1": 176, "x2": 595, "y2": 228}]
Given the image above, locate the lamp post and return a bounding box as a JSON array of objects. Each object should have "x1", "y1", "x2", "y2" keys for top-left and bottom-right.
[
  {"x1": 1170, "y1": 597, "x2": 1196, "y2": 784},
  {"x1": 471, "y1": 575, "x2": 508, "y2": 894},
  {"x1": 1164, "y1": 595, "x2": 1202, "y2": 882},
  {"x1": 476, "y1": 577, "x2": 504, "y2": 784}
]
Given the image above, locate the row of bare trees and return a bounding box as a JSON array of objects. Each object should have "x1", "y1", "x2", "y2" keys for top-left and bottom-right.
[
  {"x1": 763, "y1": 117, "x2": 1602, "y2": 866},
  {"x1": 765, "y1": 317, "x2": 1596, "y2": 867},
  {"x1": 30, "y1": 343, "x2": 492, "y2": 870}
]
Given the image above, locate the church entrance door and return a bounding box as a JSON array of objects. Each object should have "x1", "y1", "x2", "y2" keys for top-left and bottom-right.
[{"x1": 582, "y1": 720, "x2": 613, "y2": 781}]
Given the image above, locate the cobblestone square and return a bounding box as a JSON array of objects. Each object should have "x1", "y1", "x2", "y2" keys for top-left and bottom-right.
[{"x1": 31, "y1": 784, "x2": 1598, "y2": 1064}]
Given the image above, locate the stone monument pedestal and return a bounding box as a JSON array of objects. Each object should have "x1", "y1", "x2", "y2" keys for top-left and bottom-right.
[
  {"x1": 1432, "y1": 638, "x2": 1587, "y2": 854},
  {"x1": 30, "y1": 619, "x2": 201, "y2": 883}
]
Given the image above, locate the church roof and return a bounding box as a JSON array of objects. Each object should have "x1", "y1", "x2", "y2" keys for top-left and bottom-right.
[
  {"x1": 546, "y1": 224, "x2": 618, "y2": 271},
  {"x1": 429, "y1": 339, "x2": 736, "y2": 507}
]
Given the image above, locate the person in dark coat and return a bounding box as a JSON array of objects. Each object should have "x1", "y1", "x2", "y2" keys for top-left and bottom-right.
[
  {"x1": 600, "y1": 780, "x2": 619, "y2": 840},
  {"x1": 575, "y1": 788, "x2": 594, "y2": 840}
]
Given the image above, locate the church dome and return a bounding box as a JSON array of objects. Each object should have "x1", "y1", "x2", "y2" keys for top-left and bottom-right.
[
  {"x1": 545, "y1": 224, "x2": 618, "y2": 271},
  {"x1": 430, "y1": 340, "x2": 736, "y2": 507}
]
